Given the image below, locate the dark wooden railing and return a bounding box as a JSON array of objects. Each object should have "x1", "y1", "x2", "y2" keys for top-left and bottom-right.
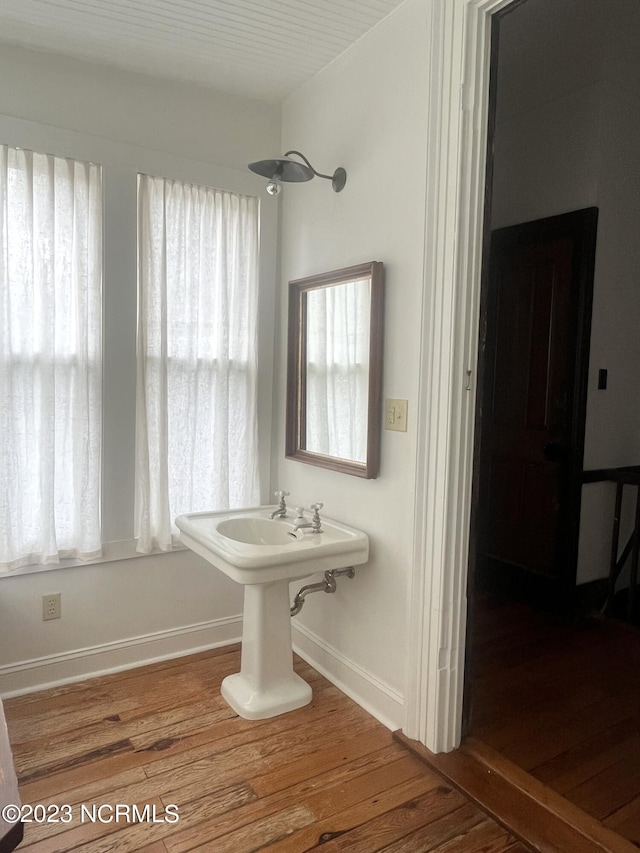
[{"x1": 582, "y1": 465, "x2": 640, "y2": 621}]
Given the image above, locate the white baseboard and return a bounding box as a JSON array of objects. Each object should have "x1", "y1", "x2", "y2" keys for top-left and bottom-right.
[
  {"x1": 1, "y1": 615, "x2": 404, "y2": 734},
  {"x1": 292, "y1": 622, "x2": 404, "y2": 731},
  {"x1": 0, "y1": 615, "x2": 242, "y2": 698}
]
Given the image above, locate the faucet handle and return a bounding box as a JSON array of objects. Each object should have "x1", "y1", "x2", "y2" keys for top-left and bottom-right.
[
  {"x1": 310, "y1": 503, "x2": 323, "y2": 533},
  {"x1": 274, "y1": 490, "x2": 290, "y2": 511}
]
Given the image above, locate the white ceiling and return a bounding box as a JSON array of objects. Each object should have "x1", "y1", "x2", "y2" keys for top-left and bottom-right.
[{"x1": 0, "y1": 0, "x2": 407, "y2": 103}]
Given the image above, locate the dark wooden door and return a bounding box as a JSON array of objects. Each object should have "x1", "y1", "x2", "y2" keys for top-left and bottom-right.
[{"x1": 481, "y1": 209, "x2": 597, "y2": 587}]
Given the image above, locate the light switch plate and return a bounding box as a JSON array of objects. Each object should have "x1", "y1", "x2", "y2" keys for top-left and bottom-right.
[{"x1": 385, "y1": 398, "x2": 408, "y2": 432}]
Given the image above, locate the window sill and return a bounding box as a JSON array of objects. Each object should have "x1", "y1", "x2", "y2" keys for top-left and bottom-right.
[{"x1": 0, "y1": 540, "x2": 187, "y2": 578}]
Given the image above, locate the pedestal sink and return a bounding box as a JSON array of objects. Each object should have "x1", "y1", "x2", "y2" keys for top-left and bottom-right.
[{"x1": 175, "y1": 505, "x2": 369, "y2": 719}]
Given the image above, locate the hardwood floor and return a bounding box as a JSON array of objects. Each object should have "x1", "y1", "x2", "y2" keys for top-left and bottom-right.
[
  {"x1": 3, "y1": 646, "x2": 529, "y2": 853},
  {"x1": 469, "y1": 595, "x2": 640, "y2": 848}
]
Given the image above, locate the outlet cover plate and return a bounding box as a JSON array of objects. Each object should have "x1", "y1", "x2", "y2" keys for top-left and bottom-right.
[{"x1": 43, "y1": 593, "x2": 61, "y2": 621}]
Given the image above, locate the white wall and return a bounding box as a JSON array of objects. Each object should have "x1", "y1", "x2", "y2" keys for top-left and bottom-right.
[
  {"x1": 275, "y1": 0, "x2": 430, "y2": 729},
  {"x1": 0, "y1": 45, "x2": 281, "y2": 694},
  {"x1": 491, "y1": 3, "x2": 640, "y2": 585},
  {"x1": 0, "y1": 43, "x2": 277, "y2": 171},
  {"x1": 490, "y1": 83, "x2": 601, "y2": 230},
  {"x1": 579, "y1": 25, "x2": 640, "y2": 583}
]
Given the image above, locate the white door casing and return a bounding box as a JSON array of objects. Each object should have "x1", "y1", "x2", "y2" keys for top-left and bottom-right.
[{"x1": 405, "y1": 0, "x2": 515, "y2": 753}]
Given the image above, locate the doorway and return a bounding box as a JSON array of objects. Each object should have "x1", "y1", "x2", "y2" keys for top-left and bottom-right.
[
  {"x1": 406, "y1": 0, "x2": 640, "y2": 759},
  {"x1": 464, "y1": 0, "x2": 640, "y2": 843}
]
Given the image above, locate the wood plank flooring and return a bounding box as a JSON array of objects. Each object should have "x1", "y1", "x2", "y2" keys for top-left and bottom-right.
[
  {"x1": 469, "y1": 596, "x2": 640, "y2": 848},
  {"x1": 396, "y1": 732, "x2": 638, "y2": 853},
  {"x1": 4, "y1": 646, "x2": 529, "y2": 853}
]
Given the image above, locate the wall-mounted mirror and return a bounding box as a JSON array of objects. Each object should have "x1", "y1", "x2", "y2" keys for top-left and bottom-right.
[{"x1": 286, "y1": 261, "x2": 384, "y2": 478}]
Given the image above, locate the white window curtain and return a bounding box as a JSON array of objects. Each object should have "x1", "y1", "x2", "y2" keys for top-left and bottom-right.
[
  {"x1": 135, "y1": 175, "x2": 260, "y2": 553},
  {"x1": 305, "y1": 279, "x2": 371, "y2": 462},
  {"x1": 0, "y1": 146, "x2": 103, "y2": 571}
]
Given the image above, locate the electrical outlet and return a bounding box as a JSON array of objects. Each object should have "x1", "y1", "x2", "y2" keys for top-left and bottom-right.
[{"x1": 42, "y1": 593, "x2": 61, "y2": 621}]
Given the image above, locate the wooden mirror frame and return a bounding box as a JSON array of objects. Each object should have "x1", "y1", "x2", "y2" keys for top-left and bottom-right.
[{"x1": 285, "y1": 261, "x2": 384, "y2": 478}]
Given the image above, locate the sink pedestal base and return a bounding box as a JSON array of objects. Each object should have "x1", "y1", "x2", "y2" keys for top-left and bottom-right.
[{"x1": 221, "y1": 580, "x2": 312, "y2": 720}]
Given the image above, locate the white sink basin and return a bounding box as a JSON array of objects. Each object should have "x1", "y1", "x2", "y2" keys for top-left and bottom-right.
[
  {"x1": 216, "y1": 517, "x2": 299, "y2": 546},
  {"x1": 175, "y1": 504, "x2": 369, "y2": 719},
  {"x1": 175, "y1": 505, "x2": 369, "y2": 584}
]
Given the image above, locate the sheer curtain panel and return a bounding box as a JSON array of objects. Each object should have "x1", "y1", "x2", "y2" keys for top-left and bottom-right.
[
  {"x1": 0, "y1": 146, "x2": 103, "y2": 571},
  {"x1": 136, "y1": 175, "x2": 260, "y2": 553}
]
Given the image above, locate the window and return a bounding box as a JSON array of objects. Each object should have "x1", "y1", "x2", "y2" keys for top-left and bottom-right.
[
  {"x1": 0, "y1": 145, "x2": 103, "y2": 571},
  {"x1": 135, "y1": 174, "x2": 261, "y2": 553}
]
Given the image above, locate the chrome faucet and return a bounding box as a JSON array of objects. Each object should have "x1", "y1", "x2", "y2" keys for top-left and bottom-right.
[
  {"x1": 293, "y1": 503, "x2": 323, "y2": 533},
  {"x1": 269, "y1": 490, "x2": 290, "y2": 519}
]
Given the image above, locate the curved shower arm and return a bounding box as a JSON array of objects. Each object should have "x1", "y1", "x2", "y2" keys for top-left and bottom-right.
[{"x1": 284, "y1": 150, "x2": 334, "y2": 182}]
